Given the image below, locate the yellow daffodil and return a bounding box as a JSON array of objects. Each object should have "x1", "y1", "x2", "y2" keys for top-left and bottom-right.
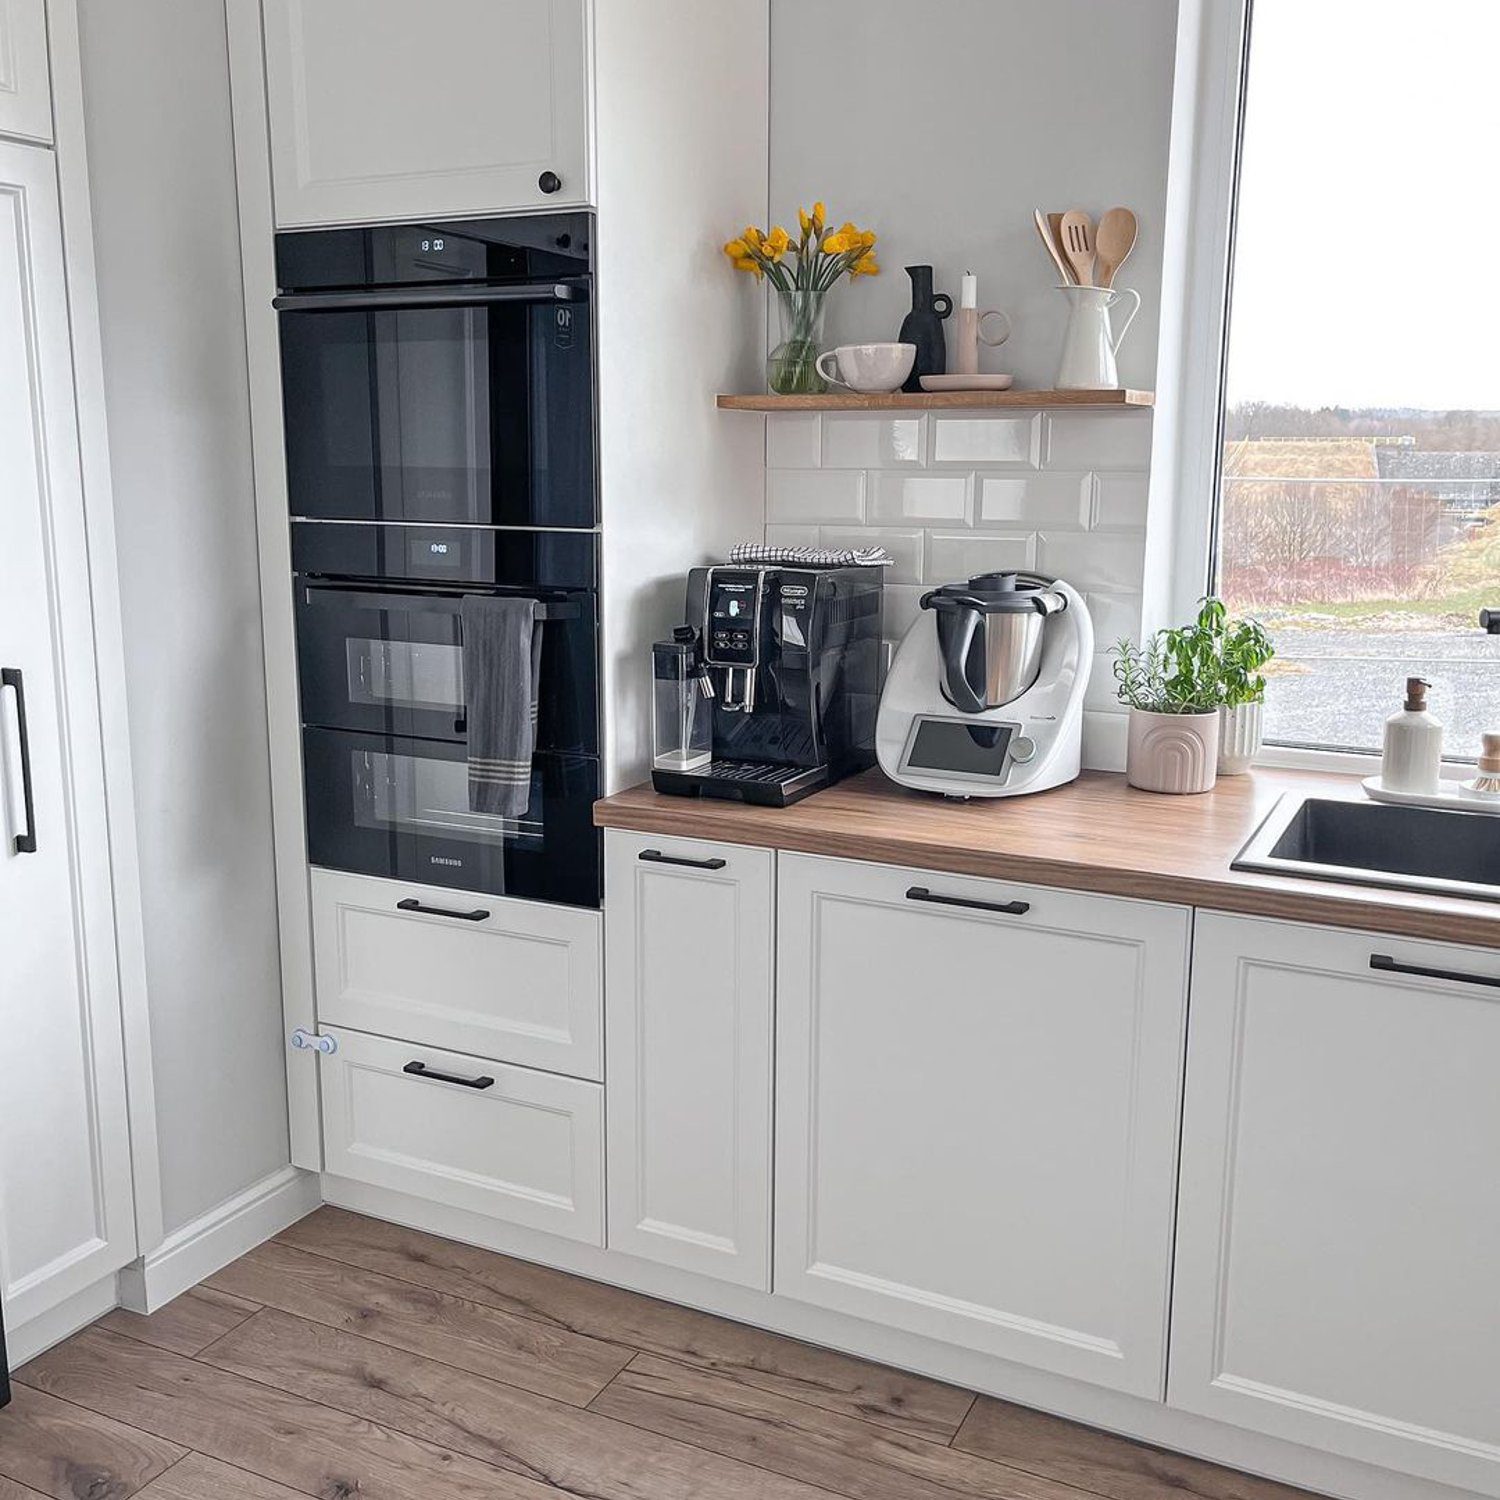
[
  {"x1": 821, "y1": 231, "x2": 854, "y2": 255},
  {"x1": 797, "y1": 206, "x2": 812, "y2": 236},
  {"x1": 742, "y1": 225, "x2": 764, "y2": 251},
  {"x1": 723, "y1": 238, "x2": 749, "y2": 260},
  {"x1": 852, "y1": 254, "x2": 879, "y2": 276},
  {"x1": 762, "y1": 225, "x2": 792, "y2": 261},
  {"x1": 813, "y1": 200, "x2": 826, "y2": 232}
]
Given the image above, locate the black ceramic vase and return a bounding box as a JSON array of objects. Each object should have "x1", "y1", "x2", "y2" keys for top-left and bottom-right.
[{"x1": 898, "y1": 265, "x2": 953, "y2": 392}]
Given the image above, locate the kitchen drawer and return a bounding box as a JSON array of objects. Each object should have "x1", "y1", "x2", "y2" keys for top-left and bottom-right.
[
  {"x1": 319, "y1": 1026, "x2": 603, "y2": 1245},
  {"x1": 312, "y1": 869, "x2": 601, "y2": 1080}
]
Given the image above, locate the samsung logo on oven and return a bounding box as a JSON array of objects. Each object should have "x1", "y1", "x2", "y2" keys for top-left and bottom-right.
[{"x1": 429, "y1": 855, "x2": 464, "y2": 868}]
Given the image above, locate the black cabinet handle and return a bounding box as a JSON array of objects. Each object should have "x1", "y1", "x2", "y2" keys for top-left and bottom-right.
[
  {"x1": 1, "y1": 668, "x2": 37, "y2": 855},
  {"x1": 396, "y1": 898, "x2": 490, "y2": 922},
  {"x1": 403, "y1": 1060, "x2": 495, "y2": 1090},
  {"x1": 905, "y1": 885, "x2": 1030, "y2": 916},
  {"x1": 538, "y1": 170, "x2": 563, "y2": 194},
  {"x1": 1370, "y1": 954, "x2": 1500, "y2": 990},
  {"x1": 638, "y1": 848, "x2": 727, "y2": 871}
]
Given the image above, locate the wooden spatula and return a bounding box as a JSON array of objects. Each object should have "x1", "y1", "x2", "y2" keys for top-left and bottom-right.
[
  {"x1": 1033, "y1": 208, "x2": 1074, "y2": 284},
  {"x1": 1059, "y1": 211, "x2": 1096, "y2": 286},
  {"x1": 1094, "y1": 207, "x2": 1138, "y2": 289}
]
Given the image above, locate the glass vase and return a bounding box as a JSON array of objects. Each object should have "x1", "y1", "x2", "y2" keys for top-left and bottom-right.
[{"x1": 768, "y1": 288, "x2": 828, "y2": 395}]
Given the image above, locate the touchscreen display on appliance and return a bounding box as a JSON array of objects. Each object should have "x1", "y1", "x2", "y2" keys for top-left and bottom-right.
[{"x1": 906, "y1": 718, "x2": 1013, "y2": 776}]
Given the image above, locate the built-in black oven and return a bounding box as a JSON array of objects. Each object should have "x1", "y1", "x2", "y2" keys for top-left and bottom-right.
[
  {"x1": 292, "y1": 523, "x2": 601, "y2": 909},
  {"x1": 274, "y1": 212, "x2": 595, "y2": 529}
]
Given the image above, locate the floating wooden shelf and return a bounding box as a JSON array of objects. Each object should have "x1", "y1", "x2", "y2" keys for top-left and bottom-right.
[{"x1": 716, "y1": 388, "x2": 1154, "y2": 413}]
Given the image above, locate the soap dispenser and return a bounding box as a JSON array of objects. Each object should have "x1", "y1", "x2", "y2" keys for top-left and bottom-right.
[{"x1": 1381, "y1": 677, "x2": 1443, "y2": 794}]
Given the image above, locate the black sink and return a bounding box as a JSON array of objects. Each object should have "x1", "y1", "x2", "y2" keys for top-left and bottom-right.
[{"x1": 1233, "y1": 795, "x2": 1500, "y2": 903}]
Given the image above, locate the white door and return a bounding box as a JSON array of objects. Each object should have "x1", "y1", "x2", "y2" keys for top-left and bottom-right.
[
  {"x1": 260, "y1": 0, "x2": 592, "y2": 226},
  {"x1": 604, "y1": 832, "x2": 774, "y2": 1289},
  {"x1": 775, "y1": 853, "x2": 1190, "y2": 1397},
  {"x1": 0, "y1": 141, "x2": 134, "y2": 1338},
  {"x1": 0, "y1": 0, "x2": 51, "y2": 144},
  {"x1": 1172, "y1": 913, "x2": 1500, "y2": 1497}
]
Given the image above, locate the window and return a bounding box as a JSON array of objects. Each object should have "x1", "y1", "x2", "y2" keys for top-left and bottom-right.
[{"x1": 1212, "y1": 0, "x2": 1500, "y2": 758}]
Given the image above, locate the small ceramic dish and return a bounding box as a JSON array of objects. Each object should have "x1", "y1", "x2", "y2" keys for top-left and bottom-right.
[{"x1": 918, "y1": 373, "x2": 1015, "y2": 392}]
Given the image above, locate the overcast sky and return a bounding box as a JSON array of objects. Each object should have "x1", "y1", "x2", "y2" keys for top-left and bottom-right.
[{"x1": 1225, "y1": 0, "x2": 1500, "y2": 411}]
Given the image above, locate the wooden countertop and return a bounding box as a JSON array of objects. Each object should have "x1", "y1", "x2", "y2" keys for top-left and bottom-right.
[{"x1": 595, "y1": 768, "x2": 1500, "y2": 950}]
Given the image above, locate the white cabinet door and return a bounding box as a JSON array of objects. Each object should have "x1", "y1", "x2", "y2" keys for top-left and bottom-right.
[
  {"x1": 775, "y1": 853, "x2": 1189, "y2": 1397},
  {"x1": 260, "y1": 0, "x2": 591, "y2": 226},
  {"x1": 604, "y1": 831, "x2": 774, "y2": 1289},
  {"x1": 320, "y1": 1026, "x2": 603, "y2": 1245},
  {"x1": 0, "y1": 142, "x2": 134, "y2": 1334},
  {"x1": 312, "y1": 869, "x2": 602, "y2": 1080},
  {"x1": 1172, "y1": 913, "x2": 1500, "y2": 1497},
  {"x1": 0, "y1": 0, "x2": 51, "y2": 143}
]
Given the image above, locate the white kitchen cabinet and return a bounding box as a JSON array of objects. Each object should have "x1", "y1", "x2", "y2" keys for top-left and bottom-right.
[
  {"x1": 604, "y1": 830, "x2": 774, "y2": 1288},
  {"x1": 312, "y1": 868, "x2": 602, "y2": 1080},
  {"x1": 775, "y1": 853, "x2": 1190, "y2": 1397},
  {"x1": 0, "y1": 0, "x2": 51, "y2": 143},
  {"x1": 1171, "y1": 913, "x2": 1500, "y2": 1497},
  {"x1": 260, "y1": 0, "x2": 591, "y2": 226},
  {"x1": 320, "y1": 1026, "x2": 604, "y2": 1245},
  {"x1": 0, "y1": 141, "x2": 135, "y2": 1336}
]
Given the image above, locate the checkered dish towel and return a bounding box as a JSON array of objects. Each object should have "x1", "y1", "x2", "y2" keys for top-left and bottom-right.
[{"x1": 728, "y1": 542, "x2": 893, "y2": 568}]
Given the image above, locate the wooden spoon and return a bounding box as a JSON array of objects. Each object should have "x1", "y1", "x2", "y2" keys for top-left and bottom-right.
[
  {"x1": 1033, "y1": 208, "x2": 1074, "y2": 284},
  {"x1": 1094, "y1": 207, "x2": 1138, "y2": 289},
  {"x1": 1059, "y1": 210, "x2": 1096, "y2": 286}
]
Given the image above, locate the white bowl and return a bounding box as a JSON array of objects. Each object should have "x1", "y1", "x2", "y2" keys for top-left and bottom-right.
[{"x1": 820, "y1": 342, "x2": 917, "y2": 394}]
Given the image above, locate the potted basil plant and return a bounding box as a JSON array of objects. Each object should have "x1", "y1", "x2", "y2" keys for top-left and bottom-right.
[
  {"x1": 1202, "y1": 600, "x2": 1276, "y2": 775},
  {"x1": 1111, "y1": 607, "x2": 1226, "y2": 794}
]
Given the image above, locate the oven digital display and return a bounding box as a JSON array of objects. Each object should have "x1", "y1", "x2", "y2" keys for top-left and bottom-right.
[{"x1": 906, "y1": 718, "x2": 1013, "y2": 776}]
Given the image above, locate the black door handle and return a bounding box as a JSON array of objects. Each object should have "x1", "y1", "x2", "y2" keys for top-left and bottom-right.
[
  {"x1": 638, "y1": 849, "x2": 727, "y2": 871},
  {"x1": 396, "y1": 898, "x2": 490, "y2": 921},
  {"x1": 905, "y1": 885, "x2": 1030, "y2": 916},
  {"x1": 403, "y1": 1060, "x2": 495, "y2": 1089},
  {"x1": 1370, "y1": 954, "x2": 1500, "y2": 990},
  {"x1": 2, "y1": 668, "x2": 37, "y2": 855}
]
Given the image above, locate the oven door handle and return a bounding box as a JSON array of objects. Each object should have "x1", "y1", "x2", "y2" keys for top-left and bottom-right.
[
  {"x1": 302, "y1": 586, "x2": 578, "y2": 622},
  {"x1": 272, "y1": 281, "x2": 587, "y2": 313}
]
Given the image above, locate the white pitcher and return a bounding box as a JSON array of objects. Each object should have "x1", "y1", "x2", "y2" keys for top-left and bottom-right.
[{"x1": 1055, "y1": 284, "x2": 1141, "y2": 389}]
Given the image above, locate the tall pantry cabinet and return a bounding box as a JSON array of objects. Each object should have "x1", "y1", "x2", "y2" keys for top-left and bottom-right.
[{"x1": 0, "y1": 2, "x2": 138, "y2": 1362}]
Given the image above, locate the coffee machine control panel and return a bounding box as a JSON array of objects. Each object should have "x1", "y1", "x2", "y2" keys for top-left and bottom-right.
[{"x1": 702, "y1": 569, "x2": 764, "y2": 668}]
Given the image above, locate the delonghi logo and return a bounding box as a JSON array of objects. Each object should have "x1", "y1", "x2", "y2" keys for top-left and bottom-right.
[
  {"x1": 781, "y1": 585, "x2": 808, "y2": 598},
  {"x1": 429, "y1": 855, "x2": 464, "y2": 868}
]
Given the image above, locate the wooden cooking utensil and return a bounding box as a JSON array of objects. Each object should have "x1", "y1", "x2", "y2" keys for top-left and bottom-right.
[
  {"x1": 1059, "y1": 210, "x2": 1096, "y2": 286},
  {"x1": 1045, "y1": 212, "x2": 1074, "y2": 283},
  {"x1": 1034, "y1": 208, "x2": 1074, "y2": 284},
  {"x1": 1094, "y1": 207, "x2": 1138, "y2": 289}
]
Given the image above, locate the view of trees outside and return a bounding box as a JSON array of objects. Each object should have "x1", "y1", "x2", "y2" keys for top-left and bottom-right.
[{"x1": 1214, "y1": 1, "x2": 1500, "y2": 758}]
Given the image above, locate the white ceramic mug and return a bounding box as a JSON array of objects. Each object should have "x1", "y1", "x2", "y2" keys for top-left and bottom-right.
[{"x1": 815, "y1": 342, "x2": 916, "y2": 394}]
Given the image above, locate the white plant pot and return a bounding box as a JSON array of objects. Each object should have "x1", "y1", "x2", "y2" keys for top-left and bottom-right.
[
  {"x1": 1125, "y1": 708, "x2": 1220, "y2": 795},
  {"x1": 1218, "y1": 701, "x2": 1264, "y2": 776}
]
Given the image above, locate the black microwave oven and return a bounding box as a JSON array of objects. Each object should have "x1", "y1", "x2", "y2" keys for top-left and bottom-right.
[{"x1": 273, "y1": 212, "x2": 596, "y2": 530}]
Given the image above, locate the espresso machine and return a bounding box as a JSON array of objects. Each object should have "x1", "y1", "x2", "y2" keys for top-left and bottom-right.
[{"x1": 651, "y1": 565, "x2": 883, "y2": 805}]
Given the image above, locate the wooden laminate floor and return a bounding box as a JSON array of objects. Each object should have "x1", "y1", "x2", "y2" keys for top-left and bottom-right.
[{"x1": 2, "y1": 1207, "x2": 1320, "y2": 1500}]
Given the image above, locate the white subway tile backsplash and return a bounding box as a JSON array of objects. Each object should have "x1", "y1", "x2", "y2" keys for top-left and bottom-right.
[
  {"x1": 881, "y1": 584, "x2": 927, "y2": 645},
  {"x1": 766, "y1": 413, "x2": 821, "y2": 469},
  {"x1": 928, "y1": 531, "x2": 1035, "y2": 582},
  {"x1": 1093, "y1": 473, "x2": 1150, "y2": 529},
  {"x1": 1045, "y1": 412, "x2": 1154, "y2": 471},
  {"x1": 1084, "y1": 652, "x2": 1126, "y2": 713},
  {"x1": 822, "y1": 415, "x2": 925, "y2": 468},
  {"x1": 978, "y1": 471, "x2": 1092, "y2": 528},
  {"x1": 1038, "y1": 530, "x2": 1145, "y2": 593},
  {"x1": 1084, "y1": 590, "x2": 1144, "y2": 644},
  {"x1": 767, "y1": 468, "x2": 865, "y2": 524},
  {"x1": 930, "y1": 414, "x2": 1041, "y2": 467},
  {"x1": 764, "y1": 523, "x2": 820, "y2": 549},
  {"x1": 869, "y1": 472, "x2": 970, "y2": 525},
  {"x1": 819, "y1": 526, "x2": 922, "y2": 584}
]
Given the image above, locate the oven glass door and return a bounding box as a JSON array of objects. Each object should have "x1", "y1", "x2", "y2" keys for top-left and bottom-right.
[
  {"x1": 278, "y1": 290, "x2": 594, "y2": 527},
  {"x1": 295, "y1": 582, "x2": 598, "y2": 754},
  {"x1": 304, "y1": 729, "x2": 600, "y2": 908}
]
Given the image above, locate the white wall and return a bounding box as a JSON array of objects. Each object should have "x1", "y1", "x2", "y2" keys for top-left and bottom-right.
[
  {"x1": 76, "y1": 0, "x2": 290, "y2": 1237},
  {"x1": 767, "y1": 0, "x2": 1179, "y2": 766}
]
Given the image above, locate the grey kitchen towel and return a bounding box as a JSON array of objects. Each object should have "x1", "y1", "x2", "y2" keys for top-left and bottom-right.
[{"x1": 460, "y1": 594, "x2": 542, "y2": 819}]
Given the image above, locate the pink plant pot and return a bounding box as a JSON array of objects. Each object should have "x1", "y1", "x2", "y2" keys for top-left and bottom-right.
[{"x1": 1126, "y1": 709, "x2": 1221, "y2": 794}]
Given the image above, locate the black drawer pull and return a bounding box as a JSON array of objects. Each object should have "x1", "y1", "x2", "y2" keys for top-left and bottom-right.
[
  {"x1": 1, "y1": 668, "x2": 37, "y2": 855},
  {"x1": 1369, "y1": 954, "x2": 1500, "y2": 990},
  {"x1": 396, "y1": 898, "x2": 490, "y2": 922},
  {"x1": 403, "y1": 1060, "x2": 495, "y2": 1090},
  {"x1": 905, "y1": 885, "x2": 1030, "y2": 917},
  {"x1": 638, "y1": 849, "x2": 727, "y2": 871}
]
